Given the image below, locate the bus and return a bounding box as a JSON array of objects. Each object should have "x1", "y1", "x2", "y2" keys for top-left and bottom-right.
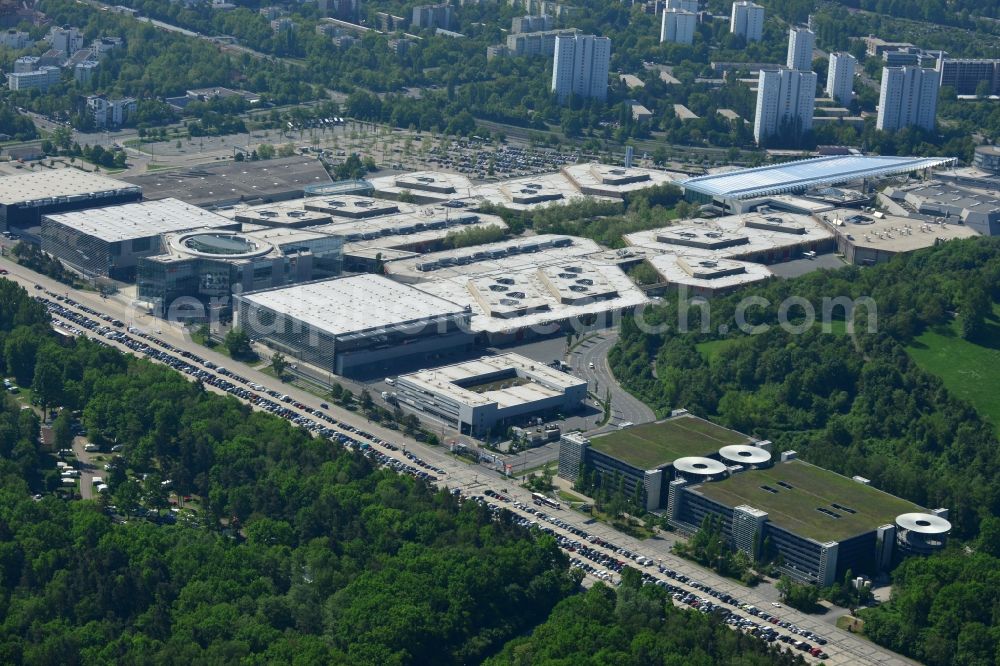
[{"x1": 532, "y1": 493, "x2": 561, "y2": 510}]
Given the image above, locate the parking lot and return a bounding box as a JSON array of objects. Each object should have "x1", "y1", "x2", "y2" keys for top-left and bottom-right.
[
  {"x1": 421, "y1": 142, "x2": 595, "y2": 180},
  {"x1": 473, "y1": 490, "x2": 834, "y2": 661}
]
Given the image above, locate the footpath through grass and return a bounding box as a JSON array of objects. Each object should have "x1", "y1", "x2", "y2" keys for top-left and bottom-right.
[{"x1": 907, "y1": 305, "x2": 1000, "y2": 436}]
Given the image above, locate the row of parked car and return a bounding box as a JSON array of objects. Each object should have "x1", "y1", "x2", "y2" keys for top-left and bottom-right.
[
  {"x1": 425, "y1": 143, "x2": 590, "y2": 180},
  {"x1": 462, "y1": 493, "x2": 830, "y2": 661},
  {"x1": 38, "y1": 293, "x2": 447, "y2": 489}
]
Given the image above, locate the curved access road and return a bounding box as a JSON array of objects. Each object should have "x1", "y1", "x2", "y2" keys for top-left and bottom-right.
[{"x1": 569, "y1": 331, "x2": 657, "y2": 428}]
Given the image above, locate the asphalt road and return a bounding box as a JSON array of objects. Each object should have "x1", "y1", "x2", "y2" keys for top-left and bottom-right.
[
  {"x1": 569, "y1": 331, "x2": 657, "y2": 427},
  {"x1": 1, "y1": 258, "x2": 919, "y2": 666},
  {"x1": 72, "y1": 435, "x2": 97, "y2": 500}
]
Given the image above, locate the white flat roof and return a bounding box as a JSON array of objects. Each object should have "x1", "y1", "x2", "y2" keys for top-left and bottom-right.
[
  {"x1": 238, "y1": 275, "x2": 469, "y2": 337},
  {"x1": 561, "y1": 163, "x2": 684, "y2": 196},
  {"x1": 343, "y1": 217, "x2": 507, "y2": 256},
  {"x1": 818, "y1": 208, "x2": 980, "y2": 253},
  {"x1": 399, "y1": 353, "x2": 586, "y2": 408},
  {"x1": 760, "y1": 194, "x2": 835, "y2": 213},
  {"x1": 384, "y1": 234, "x2": 602, "y2": 281},
  {"x1": 682, "y1": 155, "x2": 956, "y2": 199},
  {"x1": 304, "y1": 194, "x2": 401, "y2": 217},
  {"x1": 620, "y1": 74, "x2": 644, "y2": 88},
  {"x1": 44, "y1": 198, "x2": 235, "y2": 242},
  {"x1": 369, "y1": 170, "x2": 477, "y2": 201},
  {"x1": 220, "y1": 198, "x2": 332, "y2": 226},
  {"x1": 674, "y1": 104, "x2": 698, "y2": 120},
  {"x1": 648, "y1": 253, "x2": 772, "y2": 291},
  {"x1": 417, "y1": 259, "x2": 649, "y2": 334},
  {"x1": 310, "y1": 210, "x2": 506, "y2": 247},
  {"x1": 475, "y1": 171, "x2": 616, "y2": 211},
  {"x1": 624, "y1": 211, "x2": 833, "y2": 259},
  {"x1": 0, "y1": 168, "x2": 139, "y2": 205},
  {"x1": 372, "y1": 164, "x2": 681, "y2": 210}
]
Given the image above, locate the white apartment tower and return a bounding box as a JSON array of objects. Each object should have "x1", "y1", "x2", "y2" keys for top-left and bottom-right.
[
  {"x1": 754, "y1": 67, "x2": 817, "y2": 144},
  {"x1": 665, "y1": 0, "x2": 698, "y2": 12},
  {"x1": 826, "y1": 52, "x2": 856, "y2": 105},
  {"x1": 661, "y1": 9, "x2": 697, "y2": 45},
  {"x1": 48, "y1": 26, "x2": 84, "y2": 56},
  {"x1": 786, "y1": 27, "x2": 815, "y2": 71},
  {"x1": 876, "y1": 66, "x2": 939, "y2": 132},
  {"x1": 551, "y1": 34, "x2": 611, "y2": 103},
  {"x1": 730, "y1": 1, "x2": 764, "y2": 42}
]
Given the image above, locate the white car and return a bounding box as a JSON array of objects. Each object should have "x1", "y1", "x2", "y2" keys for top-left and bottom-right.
[
  {"x1": 588, "y1": 362, "x2": 595, "y2": 369},
  {"x1": 772, "y1": 602, "x2": 782, "y2": 608}
]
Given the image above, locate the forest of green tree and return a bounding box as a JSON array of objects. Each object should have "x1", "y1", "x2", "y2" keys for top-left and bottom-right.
[
  {"x1": 0, "y1": 279, "x2": 578, "y2": 664},
  {"x1": 486, "y1": 573, "x2": 807, "y2": 666},
  {"x1": 609, "y1": 237, "x2": 1000, "y2": 663},
  {"x1": 859, "y1": 545, "x2": 1000, "y2": 666}
]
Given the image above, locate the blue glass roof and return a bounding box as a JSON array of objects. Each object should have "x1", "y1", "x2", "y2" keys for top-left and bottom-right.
[{"x1": 681, "y1": 155, "x2": 956, "y2": 200}]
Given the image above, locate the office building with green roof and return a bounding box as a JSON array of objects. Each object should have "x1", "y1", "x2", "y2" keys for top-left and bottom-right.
[{"x1": 669, "y1": 454, "x2": 950, "y2": 585}]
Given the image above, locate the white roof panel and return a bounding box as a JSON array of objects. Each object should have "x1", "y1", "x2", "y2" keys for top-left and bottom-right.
[
  {"x1": 238, "y1": 275, "x2": 469, "y2": 337},
  {"x1": 0, "y1": 168, "x2": 139, "y2": 205},
  {"x1": 44, "y1": 198, "x2": 235, "y2": 242}
]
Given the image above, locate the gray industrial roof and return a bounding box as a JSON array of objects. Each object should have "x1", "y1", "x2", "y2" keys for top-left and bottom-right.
[
  {"x1": 237, "y1": 275, "x2": 470, "y2": 338},
  {"x1": 681, "y1": 155, "x2": 955, "y2": 200},
  {"x1": 0, "y1": 168, "x2": 139, "y2": 206},
  {"x1": 122, "y1": 157, "x2": 331, "y2": 207},
  {"x1": 43, "y1": 198, "x2": 236, "y2": 242}
]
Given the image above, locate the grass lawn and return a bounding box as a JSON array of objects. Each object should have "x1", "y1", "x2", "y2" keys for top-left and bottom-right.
[
  {"x1": 580, "y1": 504, "x2": 655, "y2": 540},
  {"x1": 517, "y1": 462, "x2": 556, "y2": 478},
  {"x1": 10, "y1": 386, "x2": 35, "y2": 409},
  {"x1": 589, "y1": 415, "x2": 749, "y2": 469},
  {"x1": 557, "y1": 489, "x2": 587, "y2": 503},
  {"x1": 836, "y1": 615, "x2": 866, "y2": 636},
  {"x1": 189, "y1": 328, "x2": 231, "y2": 357},
  {"x1": 907, "y1": 306, "x2": 1000, "y2": 436},
  {"x1": 258, "y1": 366, "x2": 334, "y2": 401},
  {"x1": 696, "y1": 338, "x2": 738, "y2": 365}
]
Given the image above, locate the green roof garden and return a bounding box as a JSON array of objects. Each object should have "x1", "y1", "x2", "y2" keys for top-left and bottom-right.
[
  {"x1": 694, "y1": 459, "x2": 922, "y2": 542},
  {"x1": 589, "y1": 415, "x2": 750, "y2": 470}
]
